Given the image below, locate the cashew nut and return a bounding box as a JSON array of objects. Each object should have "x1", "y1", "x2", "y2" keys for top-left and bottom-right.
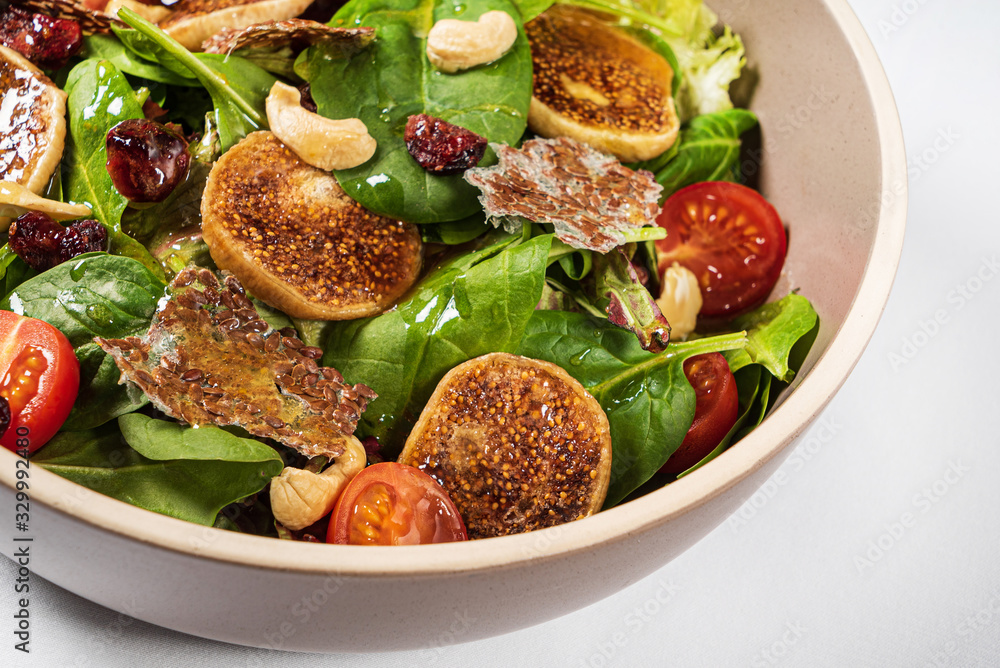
[
  {"x1": 269, "y1": 436, "x2": 366, "y2": 531},
  {"x1": 265, "y1": 81, "x2": 376, "y2": 171},
  {"x1": 426, "y1": 10, "x2": 518, "y2": 74},
  {"x1": 0, "y1": 182, "x2": 92, "y2": 232},
  {"x1": 655, "y1": 262, "x2": 703, "y2": 339}
]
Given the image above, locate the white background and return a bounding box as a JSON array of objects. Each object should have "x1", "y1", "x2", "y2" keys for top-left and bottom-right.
[{"x1": 4, "y1": 0, "x2": 999, "y2": 665}]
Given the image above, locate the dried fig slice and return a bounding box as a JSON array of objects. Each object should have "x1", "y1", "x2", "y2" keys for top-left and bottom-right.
[
  {"x1": 201, "y1": 131, "x2": 422, "y2": 320},
  {"x1": 399, "y1": 352, "x2": 612, "y2": 539},
  {"x1": 200, "y1": 18, "x2": 374, "y2": 56},
  {"x1": 0, "y1": 45, "x2": 66, "y2": 195},
  {"x1": 525, "y1": 5, "x2": 679, "y2": 162},
  {"x1": 159, "y1": 0, "x2": 314, "y2": 51}
]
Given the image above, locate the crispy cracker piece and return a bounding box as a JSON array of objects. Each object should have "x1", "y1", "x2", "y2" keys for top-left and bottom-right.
[
  {"x1": 201, "y1": 18, "x2": 374, "y2": 56},
  {"x1": 11, "y1": 0, "x2": 115, "y2": 34},
  {"x1": 95, "y1": 267, "x2": 376, "y2": 459},
  {"x1": 464, "y1": 136, "x2": 662, "y2": 253}
]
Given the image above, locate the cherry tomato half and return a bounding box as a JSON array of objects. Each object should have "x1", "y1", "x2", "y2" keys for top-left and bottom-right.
[
  {"x1": 656, "y1": 181, "x2": 787, "y2": 318},
  {"x1": 659, "y1": 353, "x2": 738, "y2": 477},
  {"x1": 328, "y1": 462, "x2": 468, "y2": 545},
  {"x1": 0, "y1": 311, "x2": 80, "y2": 453}
]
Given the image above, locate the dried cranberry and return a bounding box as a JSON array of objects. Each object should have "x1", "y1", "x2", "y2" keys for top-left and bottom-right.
[
  {"x1": 8, "y1": 212, "x2": 108, "y2": 272},
  {"x1": 0, "y1": 396, "x2": 10, "y2": 440},
  {"x1": 298, "y1": 83, "x2": 318, "y2": 113},
  {"x1": 106, "y1": 119, "x2": 191, "y2": 203},
  {"x1": 0, "y1": 6, "x2": 83, "y2": 70},
  {"x1": 404, "y1": 114, "x2": 487, "y2": 175}
]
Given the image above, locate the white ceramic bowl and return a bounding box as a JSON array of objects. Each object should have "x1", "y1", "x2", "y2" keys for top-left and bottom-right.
[{"x1": 0, "y1": 0, "x2": 905, "y2": 652}]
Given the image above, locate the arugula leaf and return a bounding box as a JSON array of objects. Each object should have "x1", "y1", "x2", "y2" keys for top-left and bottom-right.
[
  {"x1": 725, "y1": 293, "x2": 818, "y2": 382},
  {"x1": 300, "y1": 0, "x2": 533, "y2": 224},
  {"x1": 34, "y1": 415, "x2": 283, "y2": 526},
  {"x1": 324, "y1": 233, "x2": 552, "y2": 453},
  {"x1": 116, "y1": 8, "x2": 276, "y2": 151},
  {"x1": 645, "y1": 108, "x2": 758, "y2": 200},
  {"x1": 63, "y1": 58, "x2": 164, "y2": 279},
  {"x1": 1, "y1": 253, "x2": 166, "y2": 430},
  {"x1": 516, "y1": 310, "x2": 746, "y2": 506}
]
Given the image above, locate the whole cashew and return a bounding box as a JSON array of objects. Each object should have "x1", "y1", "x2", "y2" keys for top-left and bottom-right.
[
  {"x1": 269, "y1": 436, "x2": 367, "y2": 531},
  {"x1": 265, "y1": 81, "x2": 376, "y2": 171},
  {"x1": 426, "y1": 10, "x2": 518, "y2": 74},
  {"x1": 655, "y1": 262, "x2": 703, "y2": 340}
]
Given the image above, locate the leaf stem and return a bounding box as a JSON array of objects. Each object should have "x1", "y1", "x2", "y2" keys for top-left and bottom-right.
[{"x1": 117, "y1": 8, "x2": 267, "y2": 128}]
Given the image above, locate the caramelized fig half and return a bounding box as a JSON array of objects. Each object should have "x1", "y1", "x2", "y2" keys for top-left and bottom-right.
[
  {"x1": 399, "y1": 352, "x2": 612, "y2": 539},
  {"x1": 201, "y1": 131, "x2": 422, "y2": 320},
  {"x1": 525, "y1": 5, "x2": 679, "y2": 162}
]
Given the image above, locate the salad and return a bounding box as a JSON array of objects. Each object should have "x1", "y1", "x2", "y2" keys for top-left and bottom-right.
[{"x1": 0, "y1": 0, "x2": 817, "y2": 544}]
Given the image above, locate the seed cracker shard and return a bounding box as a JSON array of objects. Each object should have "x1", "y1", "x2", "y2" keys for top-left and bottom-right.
[
  {"x1": 464, "y1": 136, "x2": 662, "y2": 253},
  {"x1": 95, "y1": 267, "x2": 375, "y2": 459},
  {"x1": 201, "y1": 19, "x2": 374, "y2": 56}
]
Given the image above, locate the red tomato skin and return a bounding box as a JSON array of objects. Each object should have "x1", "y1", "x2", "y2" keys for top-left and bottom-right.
[
  {"x1": 655, "y1": 181, "x2": 787, "y2": 319},
  {"x1": 659, "y1": 353, "x2": 739, "y2": 477},
  {"x1": 0, "y1": 311, "x2": 80, "y2": 453},
  {"x1": 328, "y1": 461, "x2": 468, "y2": 545}
]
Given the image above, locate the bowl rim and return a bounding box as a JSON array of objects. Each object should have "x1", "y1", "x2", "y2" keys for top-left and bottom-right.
[{"x1": 0, "y1": 0, "x2": 907, "y2": 578}]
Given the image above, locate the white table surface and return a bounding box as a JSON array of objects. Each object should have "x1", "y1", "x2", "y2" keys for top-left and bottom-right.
[{"x1": 4, "y1": 0, "x2": 999, "y2": 665}]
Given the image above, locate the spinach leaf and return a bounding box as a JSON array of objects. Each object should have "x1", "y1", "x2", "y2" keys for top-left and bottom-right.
[
  {"x1": 516, "y1": 310, "x2": 746, "y2": 507},
  {"x1": 63, "y1": 59, "x2": 164, "y2": 279},
  {"x1": 421, "y1": 214, "x2": 492, "y2": 245},
  {"x1": 116, "y1": 9, "x2": 276, "y2": 151},
  {"x1": 34, "y1": 415, "x2": 283, "y2": 526},
  {"x1": 1, "y1": 253, "x2": 166, "y2": 430},
  {"x1": 324, "y1": 233, "x2": 552, "y2": 453},
  {"x1": 301, "y1": 0, "x2": 533, "y2": 224},
  {"x1": 83, "y1": 34, "x2": 197, "y2": 86},
  {"x1": 646, "y1": 108, "x2": 758, "y2": 199},
  {"x1": 725, "y1": 293, "x2": 818, "y2": 382},
  {"x1": 510, "y1": 0, "x2": 553, "y2": 22}
]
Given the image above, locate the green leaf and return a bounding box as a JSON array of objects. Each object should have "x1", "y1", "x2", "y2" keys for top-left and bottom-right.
[
  {"x1": 515, "y1": 310, "x2": 746, "y2": 506},
  {"x1": 510, "y1": 0, "x2": 553, "y2": 22},
  {"x1": 725, "y1": 293, "x2": 819, "y2": 382},
  {"x1": 116, "y1": 9, "x2": 276, "y2": 151},
  {"x1": 63, "y1": 58, "x2": 165, "y2": 279},
  {"x1": 1, "y1": 253, "x2": 167, "y2": 430},
  {"x1": 646, "y1": 108, "x2": 758, "y2": 200},
  {"x1": 33, "y1": 416, "x2": 283, "y2": 526},
  {"x1": 324, "y1": 233, "x2": 552, "y2": 453},
  {"x1": 302, "y1": 0, "x2": 533, "y2": 224},
  {"x1": 0, "y1": 245, "x2": 35, "y2": 300},
  {"x1": 83, "y1": 34, "x2": 197, "y2": 86}
]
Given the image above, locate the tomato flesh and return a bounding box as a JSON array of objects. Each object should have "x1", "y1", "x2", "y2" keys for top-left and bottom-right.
[
  {"x1": 659, "y1": 353, "x2": 739, "y2": 477},
  {"x1": 656, "y1": 181, "x2": 787, "y2": 318},
  {"x1": 328, "y1": 462, "x2": 467, "y2": 545},
  {"x1": 0, "y1": 311, "x2": 80, "y2": 452}
]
